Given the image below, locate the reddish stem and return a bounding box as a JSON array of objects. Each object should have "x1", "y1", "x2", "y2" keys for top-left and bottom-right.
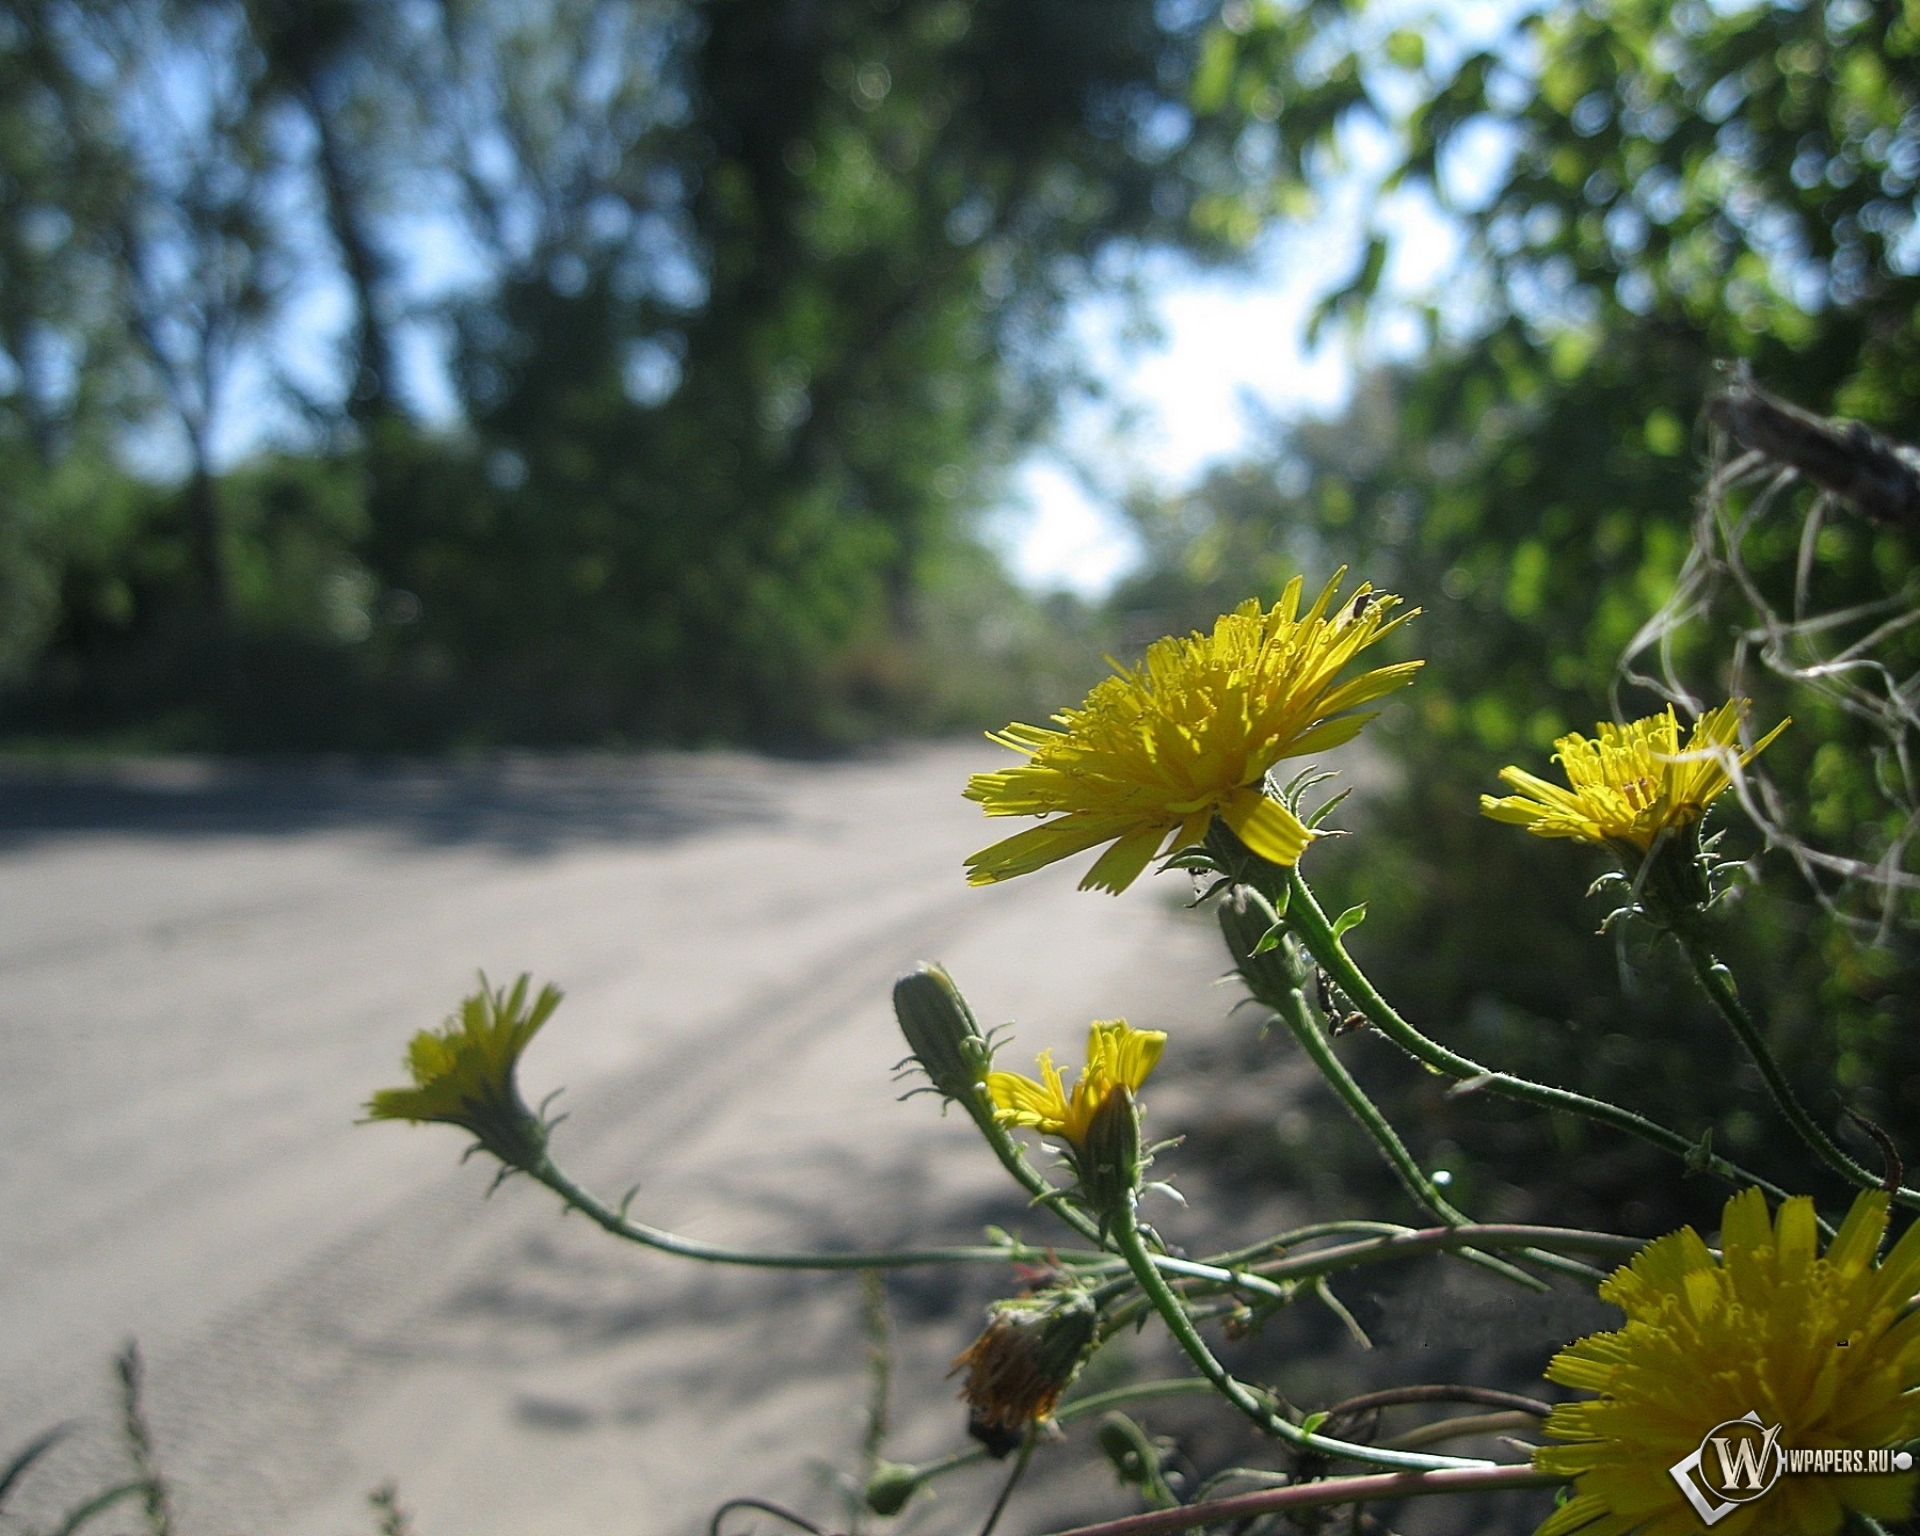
[{"x1": 1043, "y1": 1464, "x2": 1559, "y2": 1536}]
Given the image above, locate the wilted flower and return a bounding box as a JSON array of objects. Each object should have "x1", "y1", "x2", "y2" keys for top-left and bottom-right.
[
  {"x1": 1481, "y1": 701, "x2": 1788, "y2": 857},
  {"x1": 987, "y1": 1020, "x2": 1165, "y2": 1149},
  {"x1": 365, "y1": 973, "x2": 562, "y2": 1172},
  {"x1": 953, "y1": 1286, "x2": 1099, "y2": 1451},
  {"x1": 965, "y1": 573, "x2": 1420, "y2": 893},
  {"x1": 1533, "y1": 1187, "x2": 1920, "y2": 1536}
]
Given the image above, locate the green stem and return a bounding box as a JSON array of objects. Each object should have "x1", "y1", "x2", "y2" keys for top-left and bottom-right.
[
  {"x1": 1058, "y1": 1379, "x2": 1221, "y2": 1418},
  {"x1": 1204, "y1": 1219, "x2": 1416, "y2": 1268},
  {"x1": 1273, "y1": 984, "x2": 1464, "y2": 1225},
  {"x1": 1089, "y1": 1221, "x2": 1638, "y2": 1316},
  {"x1": 1221, "y1": 885, "x2": 1599, "y2": 1287},
  {"x1": 532, "y1": 1155, "x2": 1294, "y2": 1297},
  {"x1": 963, "y1": 1098, "x2": 1111, "y2": 1247},
  {"x1": 1680, "y1": 937, "x2": 1918, "y2": 1210},
  {"x1": 50, "y1": 1485, "x2": 148, "y2": 1536},
  {"x1": 1247, "y1": 1224, "x2": 1641, "y2": 1286},
  {"x1": 1283, "y1": 865, "x2": 1806, "y2": 1209},
  {"x1": 978, "y1": 1430, "x2": 1037, "y2": 1536},
  {"x1": 532, "y1": 1157, "x2": 1102, "y2": 1271},
  {"x1": 1106, "y1": 1195, "x2": 1494, "y2": 1474},
  {"x1": 902, "y1": 1381, "x2": 1223, "y2": 1495},
  {"x1": 1269, "y1": 977, "x2": 1579, "y2": 1289}
]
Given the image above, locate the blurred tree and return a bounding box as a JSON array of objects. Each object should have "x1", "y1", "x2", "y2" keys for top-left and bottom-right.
[
  {"x1": 5, "y1": 0, "x2": 1344, "y2": 746},
  {"x1": 0, "y1": 4, "x2": 143, "y2": 679},
  {"x1": 247, "y1": 0, "x2": 411, "y2": 428},
  {"x1": 357, "y1": 0, "x2": 1284, "y2": 741},
  {"x1": 79, "y1": 0, "x2": 285, "y2": 621}
]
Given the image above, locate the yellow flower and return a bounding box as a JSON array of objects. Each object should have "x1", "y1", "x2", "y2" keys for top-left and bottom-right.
[
  {"x1": 366, "y1": 973, "x2": 563, "y2": 1170},
  {"x1": 965, "y1": 572, "x2": 1421, "y2": 893},
  {"x1": 987, "y1": 1019, "x2": 1166, "y2": 1148},
  {"x1": 1533, "y1": 1187, "x2": 1920, "y2": 1536},
  {"x1": 1482, "y1": 701, "x2": 1788, "y2": 855}
]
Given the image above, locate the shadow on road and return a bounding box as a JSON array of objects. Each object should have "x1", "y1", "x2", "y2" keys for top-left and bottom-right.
[{"x1": 0, "y1": 755, "x2": 794, "y2": 854}]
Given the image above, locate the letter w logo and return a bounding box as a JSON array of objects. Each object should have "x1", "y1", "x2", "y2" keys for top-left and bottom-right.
[{"x1": 1712, "y1": 1425, "x2": 1782, "y2": 1492}]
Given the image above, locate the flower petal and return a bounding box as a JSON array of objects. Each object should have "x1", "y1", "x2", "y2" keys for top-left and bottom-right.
[
  {"x1": 1220, "y1": 788, "x2": 1312, "y2": 866},
  {"x1": 1079, "y1": 823, "x2": 1172, "y2": 894}
]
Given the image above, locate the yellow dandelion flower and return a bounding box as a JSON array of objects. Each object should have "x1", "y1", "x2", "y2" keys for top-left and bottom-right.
[
  {"x1": 1482, "y1": 701, "x2": 1788, "y2": 855},
  {"x1": 987, "y1": 1019, "x2": 1166, "y2": 1149},
  {"x1": 1533, "y1": 1187, "x2": 1920, "y2": 1536},
  {"x1": 366, "y1": 973, "x2": 563, "y2": 1171},
  {"x1": 965, "y1": 572, "x2": 1421, "y2": 893}
]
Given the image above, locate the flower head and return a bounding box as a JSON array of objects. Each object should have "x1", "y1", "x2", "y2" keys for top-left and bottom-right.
[
  {"x1": 987, "y1": 1019, "x2": 1166, "y2": 1149},
  {"x1": 365, "y1": 973, "x2": 562, "y2": 1172},
  {"x1": 953, "y1": 1286, "x2": 1099, "y2": 1450},
  {"x1": 1533, "y1": 1187, "x2": 1920, "y2": 1536},
  {"x1": 1482, "y1": 701, "x2": 1788, "y2": 856},
  {"x1": 965, "y1": 572, "x2": 1420, "y2": 893}
]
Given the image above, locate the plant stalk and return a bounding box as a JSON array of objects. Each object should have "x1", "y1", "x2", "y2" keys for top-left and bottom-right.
[
  {"x1": 1039, "y1": 1463, "x2": 1558, "y2": 1536},
  {"x1": 1281, "y1": 864, "x2": 1806, "y2": 1209},
  {"x1": 1680, "y1": 936, "x2": 1917, "y2": 1209},
  {"x1": 1106, "y1": 1194, "x2": 1493, "y2": 1474}
]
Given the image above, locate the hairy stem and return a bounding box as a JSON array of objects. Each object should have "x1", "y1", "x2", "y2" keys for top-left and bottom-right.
[
  {"x1": 1220, "y1": 883, "x2": 1603, "y2": 1286},
  {"x1": 963, "y1": 1081, "x2": 1111, "y2": 1249},
  {"x1": 1680, "y1": 937, "x2": 1918, "y2": 1209},
  {"x1": 978, "y1": 1431, "x2": 1037, "y2": 1536},
  {"x1": 1270, "y1": 972, "x2": 1588, "y2": 1289},
  {"x1": 1281, "y1": 864, "x2": 1805, "y2": 1209},
  {"x1": 1249, "y1": 1223, "x2": 1640, "y2": 1285},
  {"x1": 531, "y1": 1156, "x2": 1098, "y2": 1271},
  {"x1": 1106, "y1": 1195, "x2": 1494, "y2": 1474},
  {"x1": 532, "y1": 1155, "x2": 1292, "y2": 1297}
]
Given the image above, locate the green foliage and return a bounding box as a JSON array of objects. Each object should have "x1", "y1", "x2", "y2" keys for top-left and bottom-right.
[{"x1": 1120, "y1": 0, "x2": 1920, "y2": 1229}]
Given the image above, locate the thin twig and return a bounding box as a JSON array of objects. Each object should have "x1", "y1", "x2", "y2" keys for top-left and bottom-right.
[
  {"x1": 1709, "y1": 376, "x2": 1920, "y2": 535},
  {"x1": 1039, "y1": 1463, "x2": 1558, "y2": 1536},
  {"x1": 1324, "y1": 1385, "x2": 1552, "y2": 1419},
  {"x1": 709, "y1": 1497, "x2": 834, "y2": 1536},
  {"x1": 977, "y1": 1432, "x2": 1038, "y2": 1536}
]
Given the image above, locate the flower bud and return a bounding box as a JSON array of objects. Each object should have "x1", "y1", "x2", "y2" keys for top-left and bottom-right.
[
  {"x1": 1077, "y1": 1083, "x2": 1143, "y2": 1220},
  {"x1": 893, "y1": 964, "x2": 993, "y2": 1114},
  {"x1": 952, "y1": 1286, "x2": 1099, "y2": 1449},
  {"x1": 1095, "y1": 1411, "x2": 1177, "y2": 1507},
  {"x1": 863, "y1": 1460, "x2": 925, "y2": 1517},
  {"x1": 1218, "y1": 885, "x2": 1307, "y2": 994}
]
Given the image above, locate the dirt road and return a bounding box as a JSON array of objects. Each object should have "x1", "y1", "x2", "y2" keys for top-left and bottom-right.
[{"x1": 0, "y1": 748, "x2": 1238, "y2": 1536}]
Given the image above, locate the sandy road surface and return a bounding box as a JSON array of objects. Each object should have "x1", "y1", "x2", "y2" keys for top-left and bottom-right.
[{"x1": 0, "y1": 747, "x2": 1243, "y2": 1536}]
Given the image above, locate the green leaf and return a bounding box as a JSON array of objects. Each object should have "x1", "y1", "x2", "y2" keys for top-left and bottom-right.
[
  {"x1": 1251, "y1": 921, "x2": 1285, "y2": 955},
  {"x1": 1299, "y1": 1410, "x2": 1329, "y2": 1434},
  {"x1": 1332, "y1": 903, "x2": 1368, "y2": 938}
]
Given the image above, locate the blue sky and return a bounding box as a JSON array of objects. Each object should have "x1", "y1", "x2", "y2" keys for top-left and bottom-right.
[
  {"x1": 993, "y1": 166, "x2": 1468, "y2": 598},
  {"x1": 987, "y1": 0, "x2": 1527, "y2": 599}
]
